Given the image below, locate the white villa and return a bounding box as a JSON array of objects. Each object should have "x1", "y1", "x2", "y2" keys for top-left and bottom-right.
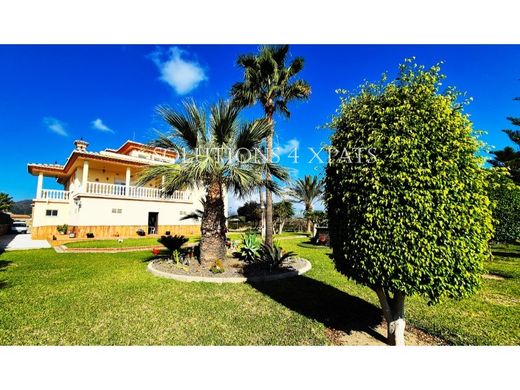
[{"x1": 28, "y1": 139, "x2": 211, "y2": 240}]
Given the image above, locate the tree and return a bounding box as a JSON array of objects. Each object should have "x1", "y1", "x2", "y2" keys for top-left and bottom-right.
[
  {"x1": 139, "y1": 100, "x2": 288, "y2": 266},
  {"x1": 488, "y1": 94, "x2": 520, "y2": 184},
  {"x1": 0, "y1": 192, "x2": 14, "y2": 212},
  {"x1": 273, "y1": 200, "x2": 294, "y2": 234},
  {"x1": 487, "y1": 169, "x2": 520, "y2": 243},
  {"x1": 237, "y1": 201, "x2": 262, "y2": 228},
  {"x1": 325, "y1": 59, "x2": 493, "y2": 345},
  {"x1": 289, "y1": 175, "x2": 323, "y2": 233},
  {"x1": 305, "y1": 210, "x2": 327, "y2": 231},
  {"x1": 231, "y1": 45, "x2": 311, "y2": 247}
]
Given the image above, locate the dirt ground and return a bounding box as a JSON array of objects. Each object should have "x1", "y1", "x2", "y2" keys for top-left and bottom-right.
[{"x1": 326, "y1": 323, "x2": 446, "y2": 346}]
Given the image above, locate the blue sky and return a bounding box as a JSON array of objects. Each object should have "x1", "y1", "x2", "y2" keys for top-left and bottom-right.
[{"x1": 1, "y1": 45, "x2": 519, "y2": 211}]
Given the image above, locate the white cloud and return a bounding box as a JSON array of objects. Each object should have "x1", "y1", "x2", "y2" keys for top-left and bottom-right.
[
  {"x1": 150, "y1": 47, "x2": 207, "y2": 95},
  {"x1": 275, "y1": 138, "x2": 300, "y2": 156},
  {"x1": 91, "y1": 118, "x2": 114, "y2": 133},
  {"x1": 43, "y1": 117, "x2": 68, "y2": 136}
]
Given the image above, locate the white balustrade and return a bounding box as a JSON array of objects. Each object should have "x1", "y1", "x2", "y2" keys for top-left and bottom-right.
[
  {"x1": 38, "y1": 183, "x2": 190, "y2": 202},
  {"x1": 84, "y1": 182, "x2": 191, "y2": 201},
  {"x1": 39, "y1": 189, "x2": 70, "y2": 200}
]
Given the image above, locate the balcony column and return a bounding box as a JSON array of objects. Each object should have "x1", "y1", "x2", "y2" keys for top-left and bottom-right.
[
  {"x1": 125, "y1": 167, "x2": 131, "y2": 197},
  {"x1": 82, "y1": 160, "x2": 89, "y2": 192},
  {"x1": 36, "y1": 173, "x2": 43, "y2": 199}
]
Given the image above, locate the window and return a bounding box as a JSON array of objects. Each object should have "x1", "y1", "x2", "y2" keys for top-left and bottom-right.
[
  {"x1": 179, "y1": 211, "x2": 187, "y2": 216},
  {"x1": 45, "y1": 209, "x2": 58, "y2": 217},
  {"x1": 111, "y1": 208, "x2": 122, "y2": 214}
]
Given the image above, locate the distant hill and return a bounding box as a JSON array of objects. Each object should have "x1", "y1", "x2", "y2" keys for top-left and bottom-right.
[{"x1": 11, "y1": 199, "x2": 32, "y2": 215}]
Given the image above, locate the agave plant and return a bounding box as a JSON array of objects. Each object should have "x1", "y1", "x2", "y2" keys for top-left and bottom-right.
[
  {"x1": 258, "y1": 243, "x2": 296, "y2": 271},
  {"x1": 235, "y1": 232, "x2": 262, "y2": 263}
]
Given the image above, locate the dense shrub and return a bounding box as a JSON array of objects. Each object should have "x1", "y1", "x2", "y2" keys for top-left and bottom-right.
[
  {"x1": 325, "y1": 59, "x2": 493, "y2": 344},
  {"x1": 488, "y1": 171, "x2": 520, "y2": 243},
  {"x1": 0, "y1": 211, "x2": 13, "y2": 225}
]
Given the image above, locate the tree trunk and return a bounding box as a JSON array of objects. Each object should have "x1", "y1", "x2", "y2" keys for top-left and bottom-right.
[
  {"x1": 305, "y1": 204, "x2": 313, "y2": 233},
  {"x1": 264, "y1": 114, "x2": 274, "y2": 247},
  {"x1": 375, "y1": 287, "x2": 406, "y2": 346},
  {"x1": 279, "y1": 220, "x2": 285, "y2": 234},
  {"x1": 259, "y1": 188, "x2": 265, "y2": 240},
  {"x1": 199, "y1": 180, "x2": 226, "y2": 267}
]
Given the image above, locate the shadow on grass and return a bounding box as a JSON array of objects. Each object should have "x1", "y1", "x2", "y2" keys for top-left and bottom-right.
[
  {"x1": 296, "y1": 240, "x2": 330, "y2": 250},
  {"x1": 250, "y1": 275, "x2": 386, "y2": 344},
  {"x1": 0, "y1": 259, "x2": 12, "y2": 290},
  {"x1": 492, "y1": 251, "x2": 520, "y2": 259}
]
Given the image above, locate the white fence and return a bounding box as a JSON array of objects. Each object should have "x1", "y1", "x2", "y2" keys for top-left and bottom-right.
[
  {"x1": 85, "y1": 182, "x2": 191, "y2": 201},
  {"x1": 39, "y1": 189, "x2": 70, "y2": 200}
]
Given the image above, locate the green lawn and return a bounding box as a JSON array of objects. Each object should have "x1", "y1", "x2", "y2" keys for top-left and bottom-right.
[
  {"x1": 64, "y1": 235, "x2": 201, "y2": 249},
  {"x1": 0, "y1": 234, "x2": 518, "y2": 345},
  {"x1": 64, "y1": 231, "x2": 305, "y2": 249}
]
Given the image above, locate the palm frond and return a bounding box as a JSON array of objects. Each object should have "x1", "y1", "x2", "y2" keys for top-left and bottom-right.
[
  {"x1": 210, "y1": 100, "x2": 240, "y2": 146},
  {"x1": 156, "y1": 103, "x2": 202, "y2": 150},
  {"x1": 234, "y1": 118, "x2": 271, "y2": 152}
]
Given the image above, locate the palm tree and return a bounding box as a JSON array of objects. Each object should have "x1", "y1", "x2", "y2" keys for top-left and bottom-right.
[
  {"x1": 231, "y1": 45, "x2": 311, "y2": 247},
  {"x1": 289, "y1": 175, "x2": 323, "y2": 233},
  {"x1": 138, "y1": 100, "x2": 288, "y2": 266}
]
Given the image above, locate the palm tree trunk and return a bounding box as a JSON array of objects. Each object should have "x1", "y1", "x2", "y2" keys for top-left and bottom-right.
[
  {"x1": 259, "y1": 188, "x2": 265, "y2": 239},
  {"x1": 306, "y1": 204, "x2": 313, "y2": 233},
  {"x1": 200, "y1": 180, "x2": 226, "y2": 266},
  {"x1": 265, "y1": 116, "x2": 274, "y2": 247}
]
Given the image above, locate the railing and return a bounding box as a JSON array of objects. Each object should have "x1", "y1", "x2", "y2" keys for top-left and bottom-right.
[
  {"x1": 39, "y1": 189, "x2": 70, "y2": 200},
  {"x1": 85, "y1": 182, "x2": 191, "y2": 201}
]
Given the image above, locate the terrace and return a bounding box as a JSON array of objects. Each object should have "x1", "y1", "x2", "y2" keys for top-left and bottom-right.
[{"x1": 36, "y1": 182, "x2": 191, "y2": 202}]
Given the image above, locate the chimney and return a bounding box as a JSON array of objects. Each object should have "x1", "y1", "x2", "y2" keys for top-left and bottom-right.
[{"x1": 74, "y1": 139, "x2": 89, "y2": 152}]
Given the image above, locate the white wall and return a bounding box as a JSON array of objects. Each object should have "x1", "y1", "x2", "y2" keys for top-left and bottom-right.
[
  {"x1": 32, "y1": 201, "x2": 70, "y2": 227},
  {"x1": 70, "y1": 193, "x2": 204, "y2": 227}
]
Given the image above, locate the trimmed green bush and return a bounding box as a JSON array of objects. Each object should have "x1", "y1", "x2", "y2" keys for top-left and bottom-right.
[
  {"x1": 325, "y1": 59, "x2": 493, "y2": 345},
  {"x1": 488, "y1": 170, "x2": 520, "y2": 243}
]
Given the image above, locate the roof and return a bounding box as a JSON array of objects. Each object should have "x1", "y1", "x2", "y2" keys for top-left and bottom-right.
[{"x1": 27, "y1": 140, "x2": 177, "y2": 179}]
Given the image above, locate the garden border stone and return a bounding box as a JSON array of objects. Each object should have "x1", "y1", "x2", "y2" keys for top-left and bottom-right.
[{"x1": 147, "y1": 258, "x2": 312, "y2": 283}]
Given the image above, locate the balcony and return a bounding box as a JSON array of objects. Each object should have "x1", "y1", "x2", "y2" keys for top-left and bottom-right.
[
  {"x1": 83, "y1": 182, "x2": 191, "y2": 202},
  {"x1": 38, "y1": 189, "x2": 70, "y2": 201},
  {"x1": 37, "y1": 182, "x2": 191, "y2": 202}
]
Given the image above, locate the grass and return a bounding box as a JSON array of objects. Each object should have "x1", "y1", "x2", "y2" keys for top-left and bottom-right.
[
  {"x1": 0, "y1": 233, "x2": 518, "y2": 345},
  {"x1": 64, "y1": 235, "x2": 200, "y2": 249},
  {"x1": 64, "y1": 231, "x2": 307, "y2": 249}
]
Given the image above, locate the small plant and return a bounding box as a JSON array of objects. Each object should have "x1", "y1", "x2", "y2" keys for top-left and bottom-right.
[
  {"x1": 234, "y1": 232, "x2": 261, "y2": 263},
  {"x1": 57, "y1": 224, "x2": 68, "y2": 234},
  {"x1": 86, "y1": 232, "x2": 94, "y2": 239},
  {"x1": 158, "y1": 235, "x2": 189, "y2": 259},
  {"x1": 258, "y1": 243, "x2": 296, "y2": 271},
  {"x1": 151, "y1": 247, "x2": 161, "y2": 256},
  {"x1": 171, "y1": 250, "x2": 181, "y2": 264},
  {"x1": 209, "y1": 259, "x2": 225, "y2": 274},
  {"x1": 165, "y1": 231, "x2": 171, "y2": 236},
  {"x1": 136, "y1": 229, "x2": 146, "y2": 236}
]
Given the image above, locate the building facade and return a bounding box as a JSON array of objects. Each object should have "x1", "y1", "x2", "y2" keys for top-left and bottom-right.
[{"x1": 28, "y1": 140, "x2": 213, "y2": 240}]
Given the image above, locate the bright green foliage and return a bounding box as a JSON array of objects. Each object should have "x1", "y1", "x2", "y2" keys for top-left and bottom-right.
[
  {"x1": 326, "y1": 59, "x2": 494, "y2": 305},
  {"x1": 487, "y1": 170, "x2": 520, "y2": 244},
  {"x1": 0, "y1": 192, "x2": 14, "y2": 212},
  {"x1": 235, "y1": 232, "x2": 262, "y2": 262}
]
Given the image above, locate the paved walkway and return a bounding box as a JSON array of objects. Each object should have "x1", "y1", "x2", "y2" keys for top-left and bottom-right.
[{"x1": 0, "y1": 234, "x2": 51, "y2": 251}]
